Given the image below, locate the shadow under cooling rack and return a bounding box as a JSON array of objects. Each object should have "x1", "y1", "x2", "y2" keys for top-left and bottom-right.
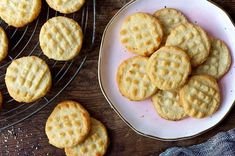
[{"x1": 0, "y1": 0, "x2": 96, "y2": 131}]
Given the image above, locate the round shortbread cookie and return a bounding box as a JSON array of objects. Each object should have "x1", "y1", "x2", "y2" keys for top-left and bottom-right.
[
  {"x1": 154, "y1": 8, "x2": 187, "y2": 42},
  {"x1": 166, "y1": 23, "x2": 211, "y2": 67},
  {"x1": 194, "y1": 38, "x2": 231, "y2": 79},
  {"x1": 45, "y1": 101, "x2": 91, "y2": 148},
  {"x1": 46, "y1": 0, "x2": 85, "y2": 14},
  {"x1": 40, "y1": 16, "x2": 83, "y2": 61},
  {"x1": 5, "y1": 56, "x2": 52, "y2": 103},
  {"x1": 0, "y1": 0, "x2": 41, "y2": 27},
  {"x1": 179, "y1": 75, "x2": 221, "y2": 118},
  {"x1": 120, "y1": 13, "x2": 163, "y2": 56},
  {"x1": 147, "y1": 46, "x2": 191, "y2": 91},
  {"x1": 0, "y1": 27, "x2": 8, "y2": 62},
  {"x1": 152, "y1": 90, "x2": 186, "y2": 121},
  {"x1": 117, "y1": 56, "x2": 158, "y2": 101},
  {"x1": 65, "y1": 118, "x2": 109, "y2": 156}
]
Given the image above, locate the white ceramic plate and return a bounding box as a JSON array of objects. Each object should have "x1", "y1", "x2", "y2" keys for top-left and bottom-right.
[{"x1": 98, "y1": 0, "x2": 235, "y2": 141}]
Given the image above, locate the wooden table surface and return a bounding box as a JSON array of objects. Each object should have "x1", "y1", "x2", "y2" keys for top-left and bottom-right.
[{"x1": 0, "y1": 0, "x2": 235, "y2": 155}]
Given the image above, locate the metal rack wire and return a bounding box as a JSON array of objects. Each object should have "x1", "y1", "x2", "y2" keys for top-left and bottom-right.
[{"x1": 0, "y1": 0, "x2": 96, "y2": 131}]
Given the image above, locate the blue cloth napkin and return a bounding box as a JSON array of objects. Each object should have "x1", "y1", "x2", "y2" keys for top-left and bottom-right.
[{"x1": 160, "y1": 129, "x2": 235, "y2": 156}]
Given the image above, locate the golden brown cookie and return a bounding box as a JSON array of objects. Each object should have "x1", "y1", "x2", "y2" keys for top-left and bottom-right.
[
  {"x1": 45, "y1": 101, "x2": 91, "y2": 148},
  {"x1": 117, "y1": 56, "x2": 158, "y2": 101},
  {"x1": 193, "y1": 38, "x2": 231, "y2": 79},
  {"x1": 39, "y1": 16, "x2": 83, "y2": 61},
  {"x1": 120, "y1": 13, "x2": 163, "y2": 56},
  {"x1": 147, "y1": 46, "x2": 191, "y2": 91},
  {"x1": 0, "y1": 27, "x2": 8, "y2": 62},
  {"x1": 179, "y1": 75, "x2": 221, "y2": 118},
  {"x1": 65, "y1": 118, "x2": 109, "y2": 156},
  {"x1": 46, "y1": 0, "x2": 85, "y2": 14},
  {"x1": 0, "y1": 91, "x2": 3, "y2": 110},
  {"x1": 5, "y1": 56, "x2": 51, "y2": 103},
  {"x1": 0, "y1": 0, "x2": 41, "y2": 27},
  {"x1": 152, "y1": 90, "x2": 186, "y2": 121},
  {"x1": 166, "y1": 23, "x2": 211, "y2": 67}
]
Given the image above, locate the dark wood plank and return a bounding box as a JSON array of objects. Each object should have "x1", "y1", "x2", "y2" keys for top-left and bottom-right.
[{"x1": 1, "y1": 0, "x2": 235, "y2": 156}]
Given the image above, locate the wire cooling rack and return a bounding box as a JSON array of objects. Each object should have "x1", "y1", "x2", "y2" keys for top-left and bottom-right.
[{"x1": 0, "y1": 0, "x2": 96, "y2": 131}]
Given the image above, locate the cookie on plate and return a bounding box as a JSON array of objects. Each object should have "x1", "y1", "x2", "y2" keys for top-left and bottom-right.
[
  {"x1": 179, "y1": 75, "x2": 221, "y2": 118},
  {"x1": 65, "y1": 118, "x2": 109, "y2": 156},
  {"x1": 166, "y1": 23, "x2": 211, "y2": 67},
  {"x1": 5, "y1": 56, "x2": 51, "y2": 103},
  {"x1": 45, "y1": 101, "x2": 91, "y2": 148},
  {"x1": 0, "y1": 0, "x2": 41, "y2": 27},
  {"x1": 46, "y1": 0, "x2": 85, "y2": 14},
  {"x1": 154, "y1": 8, "x2": 188, "y2": 42},
  {"x1": 0, "y1": 27, "x2": 8, "y2": 62},
  {"x1": 147, "y1": 46, "x2": 191, "y2": 91},
  {"x1": 120, "y1": 13, "x2": 163, "y2": 56},
  {"x1": 40, "y1": 16, "x2": 83, "y2": 61},
  {"x1": 117, "y1": 56, "x2": 158, "y2": 101},
  {"x1": 193, "y1": 38, "x2": 231, "y2": 79},
  {"x1": 152, "y1": 90, "x2": 186, "y2": 121}
]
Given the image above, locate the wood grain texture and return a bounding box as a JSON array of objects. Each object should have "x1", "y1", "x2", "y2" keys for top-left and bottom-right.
[{"x1": 1, "y1": 0, "x2": 235, "y2": 155}]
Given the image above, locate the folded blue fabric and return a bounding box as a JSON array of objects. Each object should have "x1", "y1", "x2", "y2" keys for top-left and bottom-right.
[{"x1": 160, "y1": 129, "x2": 235, "y2": 156}]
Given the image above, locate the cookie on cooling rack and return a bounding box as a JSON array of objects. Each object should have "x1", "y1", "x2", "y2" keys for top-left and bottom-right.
[
  {"x1": 193, "y1": 38, "x2": 231, "y2": 79},
  {"x1": 0, "y1": 27, "x2": 8, "y2": 62},
  {"x1": 166, "y1": 23, "x2": 211, "y2": 67},
  {"x1": 39, "y1": 16, "x2": 83, "y2": 61},
  {"x1": 45, "y1": 101, "x2": 91, "y2": 148},
  {"x1": 0, "y1": 0, "x2": 41, "y2": 27},
  {"x1": 117, "y1": 56, "x2": 158, "y2": 101},
  {"x1": 46, "y1": 0, "x2": 85, "y2": 14},
  {"x1": 120, "y1": 13, "x2": 163, "y2": 56},
  {"x1": 5, "y1": 56, "x2": 52, "y2": 103},
  {"x1": 147, "y1": 46, "x2": 191, "y2": 91},
  {"x1": 152, "y1": 90, "x2": 186, "y2": 121},
  {"x1": 65, "y1": 118, "x2": 109, "y2": 156},
  {"x1": 179, "y1": 75, "x2": 221, "y2": 118}
]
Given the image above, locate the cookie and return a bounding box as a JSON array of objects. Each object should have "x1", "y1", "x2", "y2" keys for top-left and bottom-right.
[
  {"x1": 179, "y1": 75, "x2": 220, "y2": 118},
  {"x1": 45, "y1": 101, "x2": 91, "y2": 148},
  {"x1": 65, "y1": 118, "x2": 109, "y2": 156},
  {"x1": 154, "y1": 8, "x2": 187, "y2": 42},
  {"x1": 0, "y1": 0, "x2": 41, "y2": 27},
  {"x1": 40, "y1": 16, "x2": 83, "y2": 61},
  {"x1": 117, "y1": 56, "x2": 158, "y2": 101},
  {"x1": 166, "y1": 23, "x2": 211, "y2": 67},
  {"x1": 120, "y1": 13, "x2": 163, "y2": 56},
  {"x1": 5, "y1": 56, "x2": 51, "y2": 103},
  {"x1": 0, "y1": 27, "x2": 8, "y2": 62},
  {"x1": 0, "y1": 91, "x2": 3, "y2": 110},
  {"x1": 46, "y1": 0, "x2": 85, "y2": 14},
  {"x1": 152, "y1": 90, "x2": 186, "y2": 121},
  {"x1": 193, "y1": 38, "x2": 231, "y2": 79},
  {"x1": 147, "y1": 46, "x2": 191, "y2": 91}
]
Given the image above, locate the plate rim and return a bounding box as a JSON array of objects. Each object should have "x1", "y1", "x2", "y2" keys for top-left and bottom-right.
[{"x1": 98, "y1": 0, "x2": 235, "y2": 141}]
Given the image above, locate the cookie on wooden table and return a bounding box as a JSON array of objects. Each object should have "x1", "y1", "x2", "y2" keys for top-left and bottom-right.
[
  {"x1": 5, "y1": 56, "x2": 52, "y2": 103},
  {"x1": 65, "y1": 118, "x2": 109, "y2": 156},
  {"x1": 45, "y1": 101, "x2": 91, "y2": 148},
  {"x1": 147, "y1": 46, "x2": 191, "y2": 91},
  {"x1": 0, "y1": 0, "x2": 41, "y2": 27},
  {"x1": 0, "y1": 27, "x2": 8, "y2": 62},
  {"x1": 166, "y1": 23, "x2": 211, "y2": 67},
  {"x1": 152, "y1": 90, "x2": 186, "y2": 121},
  {"x1": 194, "y1": 38, "x2": 231, "y2": 79},
  {"x1": 46, "y1": 0, "x2": 85, "y2": 14},
  {"x1": 40, "y1": 16, "x2": 83, "y2": 61},
  {"x1": 117, "y1": 56, "x2": 158, "y2": 101},
  {"x1": 120, "y1": 13, "x2": 163, "y2": 56},
  {"x1": 179, "y1": 75, "x2": 221, "y2": 118},
  {"x1": 154, "y1": 8, "x2": 188, "y2": 43}
]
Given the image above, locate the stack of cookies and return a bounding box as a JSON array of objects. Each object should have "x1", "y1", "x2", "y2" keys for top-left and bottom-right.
[
  {"x1": 117, "y1": 8, "x2": 231, "y2": 120},
  {"x1": 45, "y1": 101, "x2": 109, "y2": 156}
]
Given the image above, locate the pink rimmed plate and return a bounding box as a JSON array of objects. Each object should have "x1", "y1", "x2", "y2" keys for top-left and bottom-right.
[{"x1": 98, "y1": 0, "x2": 235, "y2": 141}]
